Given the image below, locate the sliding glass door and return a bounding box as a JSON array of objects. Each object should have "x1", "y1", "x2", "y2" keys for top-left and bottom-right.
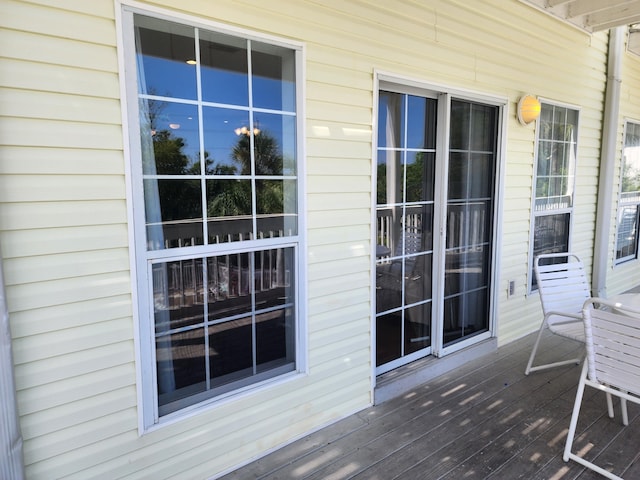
[{"x1": 375, "y1": 88, "x2": 499, "y2": 374}]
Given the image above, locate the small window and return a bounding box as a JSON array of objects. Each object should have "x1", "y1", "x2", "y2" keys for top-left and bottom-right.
[
  {"x1": 124, "y1": 11, "x2": 302, "y2": 426},
  {"x1": 530, "y1": 103, "x2": 578, "y2": 290},
  {"x1": 616, "y1": 121, "x2": 640, "y2": 264}
]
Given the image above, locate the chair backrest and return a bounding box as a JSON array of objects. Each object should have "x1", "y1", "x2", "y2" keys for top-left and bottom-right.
[
  {"x1": 534, "y1": 253, "x2": 591, "y2": 325},
  {"x1": 583, "y1": 298, "x2": 640, "y2": 397}
]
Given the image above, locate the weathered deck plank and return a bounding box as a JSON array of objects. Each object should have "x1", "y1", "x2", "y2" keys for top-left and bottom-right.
[{"x1": 220, "y1": 330, "x2": 640, "y2": 479}]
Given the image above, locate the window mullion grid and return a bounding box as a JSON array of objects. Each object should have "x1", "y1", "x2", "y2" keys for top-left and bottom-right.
[
  {"x1": 400, "y1": 94, "x2": 409, "y2": 357},
  {"x1": 247, "y1": 40, "x2": 258, "y2": 241},
  {"x1": 194, "y1": 28, "x2": 209, "y2": 248}
]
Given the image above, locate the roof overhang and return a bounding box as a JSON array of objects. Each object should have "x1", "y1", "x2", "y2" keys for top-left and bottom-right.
[{"x1": 520, "y1": 0, "x2": 640, "y2": 33}]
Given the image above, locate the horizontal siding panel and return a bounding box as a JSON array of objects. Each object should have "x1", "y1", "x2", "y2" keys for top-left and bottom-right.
[
  {"x1": 20, "y1": 386, "x2": 136, "y2": 440},
  {"x1": 306, "y1": 157, "x2": 371, "y2": 176},
  {"x1": 24, "y1": 409, "x2": 137, "y2": 466},
  {"x1": 20, "y1": 0, "x2": 115, "y2": 19},
  {"x1": 0, "y1": 175, "x2": 125, "y2": 202},
  {"x1": 306, "y1": 61, "x2": 373, "y2": 91},
  {"x1": 308, "y1": 175, "x2": 370, "y2": 193},
  {"x1": 308, "y1": 240, "x2": 370, "y2": 263},
  {"x1": 308, "y1": 300, "x2": 371, "y2": 329},
  {"x1": 307, "y1": 121, "x2": 371, "y2": 141},
  {"x1": 1, "y1": 58, "x2": 120, "y2": 99},
  {"x1": 0, "y1": 29, "x2": 117, "y2": 72},
  {"x1": 308, "y1": 192, "x2": 370, "y2": 212},
  {"x1": 0, "y1": 146, "x2": 124, "y2": 175},
  {"x1": 307, "y1": 209, "x2": 370, "y2": 229},
  {"x1": 3, "y1": 248, "x2": 130, "y2": 285},
  {"x1": 307, "y1": 271, "x2": 371, "y2": 301},
  {"x1": 17, "y1": 363, "x2": 135, "y2": 415},
  {"x1": 1, "y1": 224, "x2": 129, "y2": 258},
  {"x1": 3, "y1": 0, "x2": 116, "y2": 46},
  {"x1": 0, "y1": 117, "x2": 124, "y2": 150},
  {"x1": 9, "y1": 294, "x2": 132, "y2": 338},
  {"x1": 308, "y1": 225, "x2": 371, "y2": 247},
  {"x1": 0, "y1": 200, "x2": 126, "y2": 229},
  {"x1": 7, "y1": 271, "x2": 131, "y2": 311},
  {"x1": 12, "y1": 317, "x2": 133, "y2": 365},
  {"x1": 307, "y1": 81, "x2": 372, "y2": 109},
  {"x1": 0, "y1": 88, "x2": 122, "y2": 124},
  {"x1": 15, "y1": 340, "x2": 134, "y2": 390},
  {"x1": 307, "y1": 98, "x2": 372, "y2": 126},
  {"x1": 308, "y1": 286, "x2": 370, "y2": 316}
]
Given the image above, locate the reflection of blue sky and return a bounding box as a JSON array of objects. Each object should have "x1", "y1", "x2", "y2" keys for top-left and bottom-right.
[
  {"x1": 201, "y1": 67, "x2": 248, "y2": 106},
  {"x1": 140, "y1": 55, "x2": 197, "y2": 100},
  {"x1": 378, "y1": 93, "x2": 433, "y2": 150}
]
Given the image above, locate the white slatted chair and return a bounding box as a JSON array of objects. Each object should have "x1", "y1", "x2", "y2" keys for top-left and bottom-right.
[
  {"x1": 563, "y1": 298, "x2": 640, "y2": 480},
  {"x1": 525, "y1": 253, "x2": 590, "y2": 375}
]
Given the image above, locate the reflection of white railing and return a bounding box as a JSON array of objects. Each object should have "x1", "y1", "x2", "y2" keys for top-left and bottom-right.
[
  {"x1": 376, "y1": 202, "x2": 486, "y2": 256},
  {"x1": 153, "y1": 251, "x2": 290, "y2": 311},
  {"x1": 147, "y1": 214, "x2": 297, "y2": 250}
]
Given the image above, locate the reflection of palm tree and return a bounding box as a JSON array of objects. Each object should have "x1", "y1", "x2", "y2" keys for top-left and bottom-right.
[{"x1": 208, "y1": 130, "x2": 285, "y2": 217}]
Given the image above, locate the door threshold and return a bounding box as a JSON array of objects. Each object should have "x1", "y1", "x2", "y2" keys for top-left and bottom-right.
[{"x1": 374, "y1": 337, "x2": 498, "y2": 405}]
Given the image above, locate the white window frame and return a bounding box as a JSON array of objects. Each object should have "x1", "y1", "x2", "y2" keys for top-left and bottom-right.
[
  {"x1": 615, "y1": 120, "x2": 640, "y2": 265},
  {"x1": 116, "y1": 2, "x2": 307, "y2": 432},
  {"x1": 528, "y1": 99, "x2": 580, "y2": 293}
]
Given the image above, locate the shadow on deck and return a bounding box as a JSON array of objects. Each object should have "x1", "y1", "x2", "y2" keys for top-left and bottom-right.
[{"x1": 221, "y1": 326, "x2": 640, "y2": 479}]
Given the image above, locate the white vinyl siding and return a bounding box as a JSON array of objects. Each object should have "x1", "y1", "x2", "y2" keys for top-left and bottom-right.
[{"x1": 0, "y1": 0, "x2": 625, "y2": 478}]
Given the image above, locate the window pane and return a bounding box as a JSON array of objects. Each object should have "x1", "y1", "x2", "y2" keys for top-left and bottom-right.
[
  {"x1": 254, "y1": 112, "x2": 296, "y2": 175},
  {"x1": 533, "y1": 214, "x2": 570, "y2": 257},
  {"x1": 449, "y1": 101, "x2": 470, "y2": 150},
  {"x1": 378, "y1": 91, "x2": 404, "y2": 149},
  {"x1": 377, "y1": 150, "x2": 402, "y2": 205},
  {"x1": 252, "y1": 41, "x2": 296, "y2": 111},
  {"x1": 200, "y1": 32, "x2": 248, "y2": 106},
  {"x1": 153, "y1": 260, "x2": 205, "y2": 333},
  {"x1": 405, "y1": 151, "x2": 435, "y2": 202},
  {"x1": 157, "y1": 328, "x2": 206, "y2": 410},
  {"x1": 135, "y1": 16, "x2": 197, "y2": 100},
  {"x1": 404, "y1": 253, "x2": 432, "y2": 305},
  {"x1": 470, "y1": 103, "x2": 496, "y2": 152},
  {"x1": 376, "y1": 259, "x2": 403, "y2": 314},
  {"x1": 256, "y1": 308, "x2": 295, "y2": 372},
  {"x1": 203, "y1": 107, "x2": 250, "y2": 175},
  {"x1": 207, "y1": 253, "x2": 252, "y2": 321},
  {"x1": 140, "y1": 100, "x2": 200, "y2": 175},
  {"x1": 404, "y1": 205, "x2": 433, "y2": 254},
  {"x1": 254, "y1": 248, "x2": 295, "y2": 310},
  {"x1": 406, "y1": 95, "x2": 437, "y2": 150},
  {"x1": 209, "y1": 317, "x2": 253, "y2": 388},
  {"x1": 404, "y1": 302, "x2": 431, "y2": 354},
  {"x1": 616, "y1": 205, "x2": 639, "y2": 260},
  {"x1": 144, "y1": 179, "x2": 203, "y2": 249}
]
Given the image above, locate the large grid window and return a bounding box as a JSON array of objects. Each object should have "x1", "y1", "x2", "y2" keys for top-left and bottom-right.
[
  {"x1": 616, "y1": 121, "x2": 640, "y2": 263},
  {"x1": 126, "y1": 12, "x2": 300, "y2": 424},
  {"x1": 531, "y1": 103, "x2": 578, "y2": 290}
]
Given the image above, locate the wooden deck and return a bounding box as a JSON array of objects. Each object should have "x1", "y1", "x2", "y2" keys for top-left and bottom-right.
[{"x1": 221, "y1": 329, "x2": 640, "y2": 480}]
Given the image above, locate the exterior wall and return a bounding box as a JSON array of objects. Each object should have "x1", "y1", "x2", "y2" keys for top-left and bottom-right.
[
  {"x1": 605, "y1": 40, "x2": 640, "y2": 295},
  {"x1": 0, "y1": 0, "x2": 628, "y2": 478}
]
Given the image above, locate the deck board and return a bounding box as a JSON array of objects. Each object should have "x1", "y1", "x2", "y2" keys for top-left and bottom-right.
[{"x1": 220, "y1": 330, "x2": 640, "y2": 479}]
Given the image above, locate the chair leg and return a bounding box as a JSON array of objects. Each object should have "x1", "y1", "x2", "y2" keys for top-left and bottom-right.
[
  {"x1": 621, "y1": 395, "x2": 629, "y2": 426},
  {"x1": 564, "y1": 362, "x2": 587, "y2": 463},
  {"x1": 606, "y1": 391, "x2": 614, "y2": 419},
  {"x1": 525, "y1": 322, "x2": 546, "y2": 375}
]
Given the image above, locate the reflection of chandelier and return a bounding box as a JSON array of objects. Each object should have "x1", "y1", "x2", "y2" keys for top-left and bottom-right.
[{"x1": 234, "y1": 126, "x2": 260, "y2": 136}]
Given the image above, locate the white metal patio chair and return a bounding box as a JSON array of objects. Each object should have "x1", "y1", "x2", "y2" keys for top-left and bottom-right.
[
  {"x1": 525, "y1": 253, "x2": 590, "y2": 375},
  {"x1": 563, "y1": 297, "x2": 640, "y2": 480}
]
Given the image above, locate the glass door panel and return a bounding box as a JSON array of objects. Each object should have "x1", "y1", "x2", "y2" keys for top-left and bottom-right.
[
  {"x1": 443, "y1": 100, "x2": 497, "y2": 348},
  {"x1": 375, "y1": 91, "x2": 437, "y2": 372}
]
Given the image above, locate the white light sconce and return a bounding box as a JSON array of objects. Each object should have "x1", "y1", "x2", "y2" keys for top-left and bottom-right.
[{"x1": 517, "y1": 94, "x2": 541, "y2": 126}]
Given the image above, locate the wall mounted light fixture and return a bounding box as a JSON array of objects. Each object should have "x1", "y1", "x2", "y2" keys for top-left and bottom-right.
[{"x1": 517, "y1": 94, "x2": 541, "y2": 126}]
